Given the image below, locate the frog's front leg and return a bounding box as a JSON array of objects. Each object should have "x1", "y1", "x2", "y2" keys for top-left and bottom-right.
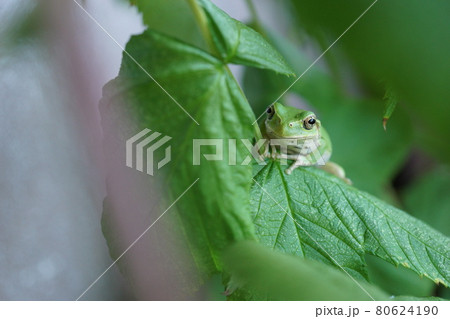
[
  {"x1": 270, "y1": 143, "x2": 278, "y2": 157},
  {"x1": 285, "y1": 156, "x2": 313, "y2": 175},
  {"x1": 271, "y1": 153, "x2": 300, "y2": 160},
  {"x1": 270, "y1": 153, "x2": 313, "y2": 174}
]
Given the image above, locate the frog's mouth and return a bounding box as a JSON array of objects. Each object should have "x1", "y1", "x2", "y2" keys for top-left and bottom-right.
[{"x1": 265, "y1": 126, "x2": 321, "y2": 140}]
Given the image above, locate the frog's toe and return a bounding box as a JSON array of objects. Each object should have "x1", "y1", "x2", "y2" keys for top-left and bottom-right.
[{"x1": 285, "y1": 166, "x2": 297, "y2": 175}]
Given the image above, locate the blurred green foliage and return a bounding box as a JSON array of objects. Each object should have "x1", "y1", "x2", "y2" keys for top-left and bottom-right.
[
  {"x1": 366, "y1": 254, "x2": 434, "y2": 297},
  {"x1": 402, "y1": 167, "x2": 450, "y2": 237},
  {"x1": 289, "y1": 0, "x2": 450, "y2": 163},
  {"x1": 224, "y1": 241, "x2": 389, "y2": 301}
]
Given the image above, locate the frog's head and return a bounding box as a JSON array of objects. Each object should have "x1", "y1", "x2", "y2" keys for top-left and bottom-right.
[{"x1": 265, "y1": 102, "x2": 321, "y2": 139}]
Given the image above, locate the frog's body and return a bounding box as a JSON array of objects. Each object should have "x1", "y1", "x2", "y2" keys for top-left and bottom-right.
[{"x1": 259, "y1": 103, "x2": 350, "y2": 183}]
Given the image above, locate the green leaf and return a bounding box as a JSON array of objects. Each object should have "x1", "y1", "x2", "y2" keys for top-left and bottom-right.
[
  {"x1": 401, "y1": 167, "x2": 450, "y2": 299},
  {"x1": 242, "y1": 28, "x2": 302, "y2": 114},
  {"x1": 402, "y1": 167, "x2": 450, "y2": 237},
  {"x1": 224, "y1": 241, "x2": 389, "y2": 300},
  {"x1": 251, "y1": 162, "x2": 450, "y2": 286},
  {"x1": 382, "y1": 85, "x2": 398, "y2": 131},
  {"x1": 242, "y1": 27, "x2": 342, "y2": 117},
  {"x1": 130, "y1": 0, "x2": 205, "y2": 50},
  {"x1": 198, "y1": 0, "x2": 294, "y2": 75},
  {"x1": 100, "y1": 29, "x2": 257, "y2": 278}
]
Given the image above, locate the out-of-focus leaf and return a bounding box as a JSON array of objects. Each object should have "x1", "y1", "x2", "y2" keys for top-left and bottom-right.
[
  {"x1": 100, "y1": 30, "x2": 257, "y2": 278},
  {"x1": 199, "y1": 0, "x2": 294, "y2": 75},
  {"x1": 402, "y1": 167, "x2": 450, "y2": 237},
  {"x1": 203, "y1": 275, "x2": 226, "y2": 301},
  {"x1": 382, "y1": 85, "x2": 398, "y2": 131},
  {"x1": 130, "y1": 0, "x2": 205, "y2": 50},
  {"x1": 441, "y1": 287, "x2": 450, "y2": 300},
  {"x1": 224, "y1": 241, "x2": 388, "y2": 301},
  {"x1": 251, "y1": 161, "x2": 450, "y2": 285},
  {"x1": 392, "y1": 296, "x2": 445, "y2": 301},
  {"x1": 290, "y1": 0, "x2": 450, "y2": 163},
  {"x1": 366, "y1": 254, "x2": 435, "y2": 297},
  {"x1": 243, "y1": 67, "x2": 287, "y2": 114}
]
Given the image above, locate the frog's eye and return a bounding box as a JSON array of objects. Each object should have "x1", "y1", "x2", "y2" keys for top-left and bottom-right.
[
  {"x1": 303, "y1": 117, "x2": 316, "y2": 130},
  {"x1": 266, "y1": 106, "x2": 275, "y2": 120}
]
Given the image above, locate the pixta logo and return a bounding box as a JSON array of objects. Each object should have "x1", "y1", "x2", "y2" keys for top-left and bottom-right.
[
  {"x1": 126, "y1": 128, "x2": 172, "y2": 176},
  {"x1": 126, "y1": 130, "x2": 328, "y2": 176}
]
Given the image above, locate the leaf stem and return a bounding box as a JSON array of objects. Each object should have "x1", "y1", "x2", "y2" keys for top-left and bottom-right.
[
  {"x1": 187, "y1": 0, "x2": 218, "y2": 55},
  {"x1": 188, "y1": 0, "x2": 262, "y2": 139}
]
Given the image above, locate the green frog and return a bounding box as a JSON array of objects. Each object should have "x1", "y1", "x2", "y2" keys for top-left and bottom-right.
[{"x1": 259, "y1": 102, "x2": 350, "y2": 184}]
